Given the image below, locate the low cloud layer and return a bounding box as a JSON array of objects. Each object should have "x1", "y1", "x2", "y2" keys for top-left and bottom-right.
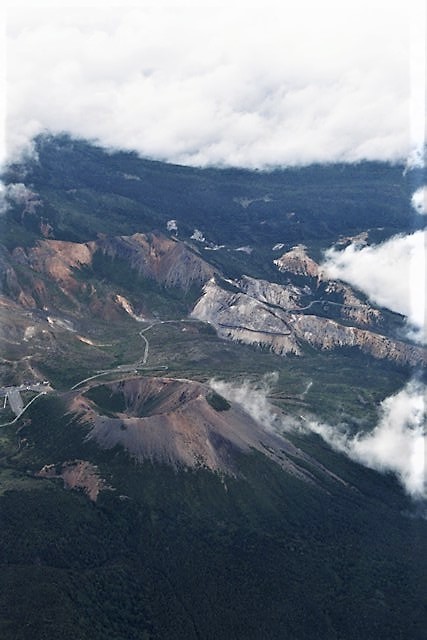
[
  {"x1": 210, "y1": 373, "x2": 296, "y2": 432},
  {"x1": 412, "y1": 187, "x2": 427, "y2": 215},
  {"x1": 211, "y1": 375, "x2": 426, "y2": 499},
  {"x1": 0, "y1": 182, "x2": 41, "y2": 215},
  {"x1": 308, "y1": 380, "x2": 426, "y2": 499},
  {"x1": 321, "y1": 231, "x2": 426, "y2": 344},
  {"x1": 3, "y1": 2, "x2": 423, "y2": 167}
]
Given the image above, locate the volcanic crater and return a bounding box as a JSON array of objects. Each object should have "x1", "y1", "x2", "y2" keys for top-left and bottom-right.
[{"x1": 71, "y1": 376, "x2": 334, "y2": 483}]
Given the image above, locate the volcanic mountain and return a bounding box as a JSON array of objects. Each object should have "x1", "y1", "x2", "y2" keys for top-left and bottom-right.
[{"x1": 70, "y1": 376, "x2": 342, "y2": 486}]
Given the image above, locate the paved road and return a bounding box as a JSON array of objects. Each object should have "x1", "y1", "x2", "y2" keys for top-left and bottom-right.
[
  {"x1": 285, "y1": 299, "x2": 369, "y2": 313},
  {"x1": 0, "y1": 392, "x2": 47, "y2": 428},
  {"x1": 0, "y1": 383, "x2": 51, "y2": 418},
  {"x1": 70, "y1": 319, "x2": 195, "y2": 390},
  {"x1": 70, "y1": 303, "x2": 366, "y2": 393},
  {"x1": 218, "y1": 323, "x2": 292, "y2": 337},
  {"x1": 1, "y1": 318, "x2": 194, "y2": 426}
]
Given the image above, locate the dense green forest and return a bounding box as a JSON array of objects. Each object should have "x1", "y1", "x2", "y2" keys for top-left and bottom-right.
[
  {"x1": 0, "y1": 395, "x2": 426, "y2": 640},
  {"x1": 3, "y1": 135, "x2": 425, "y2": 258}
]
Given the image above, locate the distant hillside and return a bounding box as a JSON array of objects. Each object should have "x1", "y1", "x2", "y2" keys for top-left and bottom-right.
[{"x1": 2, "y1": 135, "x2": 425, "y2": 270}]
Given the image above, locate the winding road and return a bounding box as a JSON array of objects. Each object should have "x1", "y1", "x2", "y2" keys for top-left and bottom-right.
[
  {"x1": 0, "y1": 320, "x2": 175, "y2": 425},
  {"x1": 70, "y1": 319, "x2": 198, "y2": 390},
  {"x1": 0, "y1": 295, "x2": 373, "y2": 426},
  {"x1": 0, "y1": 391, "x2": 47, "y2": 428}
]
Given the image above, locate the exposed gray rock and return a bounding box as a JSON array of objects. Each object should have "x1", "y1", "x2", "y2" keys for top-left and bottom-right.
[{"x1": 191, "y1": 276, "x2": 427, "y2": 367}]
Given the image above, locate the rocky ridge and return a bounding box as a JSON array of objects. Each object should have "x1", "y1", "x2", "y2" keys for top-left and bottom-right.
[
  {"x1": 1, "y1": 232, "x2": 424, "y2": 373},
  {"x1": 191, "y1": 244, "x2": 426, "y2": 367},
  {"x1": 191, "y1": 278, "x2": 302, "y2": 356},
  {"x1": 1, "y1": 232, "x2": 215, "y2": 313},
  {"x1": 93, "y1": 233, "x2": 216, "y2": 291},
  {"x1": 274, "y1": 244, "x2": 320, "y2": 278}
]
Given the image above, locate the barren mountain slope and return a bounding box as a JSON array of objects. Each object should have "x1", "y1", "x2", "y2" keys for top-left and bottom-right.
[
  {"x1": 1, "y1": 232, "x2": 215, "y2": 310},
  {"x1": 191, "y1": 245, "x2": 425, "y2": 367},
  {"x1": 71, "y1": 376, "x2": 343, "y2": 485}
]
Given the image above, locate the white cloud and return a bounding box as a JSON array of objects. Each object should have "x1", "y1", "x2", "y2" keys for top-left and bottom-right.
[
  {"x1": 322, "y1": 231, "x2": 426, "y2": 344},
  {"x1": 308, "y1": 380, "x2": 427, "y2": 498},
  {"x1": 0, "y1": 182, "x2": 6, "y2": 214},
  {"x1": 0, "y1": 181, "x2": 41, "y2": 214},
  {"x1": 212, "y1": 374, "x2": 427, "y2": 498},
  {"x1": 412, "y1": 187, "x2": 427, "y2": 215},
  {"x1": 3, "y1": 1, "x2": 424, "y2": 168},
  {"x1": 210, "y1": 372, "x2": 296, "y2": 432}
]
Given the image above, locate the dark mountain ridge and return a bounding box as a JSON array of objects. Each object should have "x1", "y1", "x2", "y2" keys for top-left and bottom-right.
[{"x1": 2, "y1": 135, "x2": 424, "y2": 256}]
